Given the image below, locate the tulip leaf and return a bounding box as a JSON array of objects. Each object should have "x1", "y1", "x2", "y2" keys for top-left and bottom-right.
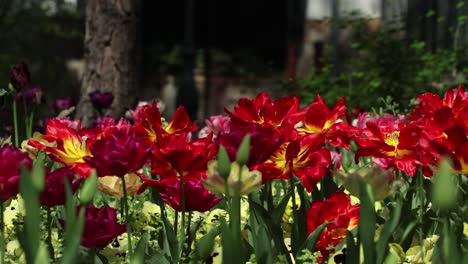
[
  {"x1": 159, "y1": 209, "x2": 178, "y2": 262},
  {"x1": 431, "y1": 159, "x2": 458, "y2": 210},
  {"x1": 60, "y1": 181, "x2": 85, "y2": 264},
  {"x1": 34, "y1": 244, "x2": 51, "y2": 264},
  {"x1": 248, "y1": 201, "x2": 273, "y2": 264},
  {"x1": 19, "y1": 165, "x2": 41, "y2": 263},
  {"x1": 295, "y1": 222, "x2": 332, "y2": 263},
  {"x1": 31, "y1": 152, "x2": 45, "y2": 192},
  {"x1": 345, "y1": 231, "x2": 359, "y2": 264},
  {"x1": 271, "y1": 190, "x2": 293, "y2": 224},
  {"x1": 130, "y1": 232, "x2": 149, "y2": 264},
  {"x1": 249, "y1": 200, "x2": 293, "y2": 263},
  {"x1": 376, "y1": 196, "x2": 402, "y2": 263},
  {"x1": 320, "y1": 174, "x2": 339, "y2": 199},
  {"x1": 196, "y1": 226, "x2": 220, "y2": 261},
  {"x1": 358, "y1": 181, "x2": 376, "y2": 264},
  {"x1": 80, "y1": 170, "x2": 98, "y2": 205}
]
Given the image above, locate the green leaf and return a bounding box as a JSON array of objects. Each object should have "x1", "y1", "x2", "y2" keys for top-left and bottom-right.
[
  {"x1": 34, "y1": 244, "x2": 51, "y2": 264},
  {"x1": 80, "y1": 171, "x2": 98, "y2": 205},
  {"x1": 60, "y1": 206, "x2": 85, "y2": 264},
  {"x1": 271, "y1": 190, "x2": 293, "y2": 224},
  {"x1": 345, "y1": 231, "x2": 359, "y2": 264},
  {"x1": 31, "y1": 152, "x2": 46, "y2": 192},
  {"x1": 19, "y1": 165, "x2": 40, "y2": 263},
  {"x1": 130, "y1": 232, "x2": 149, "y2": 264},
  {"x1": 160, "y1": 209, "x2": 178, "y2": 262},
  {"x1": 376, "y1": 197, "x2": 402, "y2": 263},
  {"x1": 248, "y1": 203, "x2": 273, "y2": 264},
  {"x1": 0, "y1": 89, "x2": 6, "y2": 97},
  {"x1": 295, "y1": 222, "x2": 332, "y2": 263},
  {"x1": 196, "y1": 227, "x2": 220, "y2": 261},
  {"x1": 431, "y1": 159, "x2": 458, "y2": 210},
  {"x1": 249, "y1": 200, "x2": 293, "y2": 263},
  {"x1": 358, "y1": 181, "x2": 376, "y2": 264}
]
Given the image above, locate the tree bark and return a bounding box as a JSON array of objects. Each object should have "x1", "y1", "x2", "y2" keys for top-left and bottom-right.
[{"x1": 76, "y1": 0, "x2": 141, "y2": 125}]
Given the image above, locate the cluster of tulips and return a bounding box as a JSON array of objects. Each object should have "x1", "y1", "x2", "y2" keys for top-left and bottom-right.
[{"x1": 0, "y1": 62, "x2": 467, "y2": 263}]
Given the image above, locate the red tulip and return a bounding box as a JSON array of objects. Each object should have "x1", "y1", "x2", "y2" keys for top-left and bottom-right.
[
  {"x1": 297, "y1": 95, "x2": 357, "y2": 148},
  {"x1": 84, "y1": 128, "x2": 151, "y2": 177},
  {"x1": 0, "y1": 145, "x2": 32, "y2": 201},
  {"x1": 80, "y1": 205, "x2": 126, "y2": 248},
  {"x1": 254, "y1": 133, "x2": 331, "y2": 192},
  {"x1": 216, "y1": 123, "x2": 284, "y2": 167},
  {"x1": 28, "y1": 118, "x2": 94, "y2": 177},
  {"x1": 132, "y1": 101, "x2": 196, "y2": 145},
  {"x1": 10, "y1": 62, "x2": 31, "y2": 91},
  {"x1": 225, "y1": 92, "x2": 305, "y2": 136},
  {"x1": 306, "y1": 192, "x2": 359, "y2": 260},
  {"x1": 151, "y1": 136, "x2": 217, "y2": 179},
  {"x1": 139, "y1": 175, "x2": 222, "y2": 212},
  {"x1": 40, "y1": 167, "x2": 82, "y2": 207}
]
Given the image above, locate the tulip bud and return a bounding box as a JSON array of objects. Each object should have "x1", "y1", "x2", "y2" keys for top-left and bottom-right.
[
  {"x1": 203, "y1": 160, "x2": 261, "y2": 196},
  {"x1": 335, "y1": 166, "x2": 396, "y2": 201},
  {"x1": 80, "y1": 171, "x2": 98, "y2": 205},
  {"x1": 235, "y1": 134, "x2": 250, "y2": 166},
  {"x1": 217, "y1": 145, "x2": 231, "y2": 180}
]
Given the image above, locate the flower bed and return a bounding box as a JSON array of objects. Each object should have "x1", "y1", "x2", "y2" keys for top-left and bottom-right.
[{"x1": 0, "y1": 63, "x2": 467, "y2": 263}]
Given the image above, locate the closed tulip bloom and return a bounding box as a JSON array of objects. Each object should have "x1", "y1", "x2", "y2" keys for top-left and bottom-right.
[
  {"x1": 80, "y1": 205, "x2": 126, "y2": 248},
  {"x1": 40, "y1": 167, "x2": 82, "y2": 207},
  {"x1": 203, "y1": 160, "x2": 262, "y2": 195},
  {"x1": 10, "y1": 62, "x2": 31, "y2": 91},
  {"x1": 0, "y1": 145, "x2": 32, "y2": 201},
  {"x1": 89, "y1": 90, "x2": 114, "y2": 109},
  {"x1": 84, "y1": 128, "x2": 151, "y2": 178}
]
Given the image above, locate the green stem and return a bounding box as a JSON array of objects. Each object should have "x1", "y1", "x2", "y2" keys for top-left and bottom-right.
[
  {"x1": 174, "y1": 210, "x2": 179, "y2": 236},
  {"x1": 121, "y1": 177, "x2": 133, "y2": 259},
  {"x1": 12, "y1": 100, "x2": 19, "y2": 147},
  {"x1": 290, "y1": 179, "x2": 297, "y2": 254},
  {"x1": 0, "y1": 198, "x2": 5, "y2": 264},
  {"x1": 46, "y1": 207, "x2": 55, "y2": 261},
  {"x1": 22, "y1": 97, "x2": 29, "y2": 139},
  {"x1": 89, "y1": 247, "x2": 97, "y2": 264},
  {"x1": 229, "y1": 166, "x2": 243, "y2": 256},
  {"x1": 267, "y1": 181, "x2": 273, "y2": 212},
  {"x1": 27, "y1": 110, "x2": 34, "y2": 139},
  {"x1": 417, "y1": 173, "x2": 426, "y2": 262},
  {"x1": 178, "y1": 171, "x2": 186, "y2": 259}
]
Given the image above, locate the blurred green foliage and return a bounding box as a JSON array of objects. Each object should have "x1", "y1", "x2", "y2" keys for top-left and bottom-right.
[
  {"x1": 0, "y1": 0, "x2": 84, "y2": 98},
  {"x1": 294, "y1": 16, "x2": 468, "y2": 111}
]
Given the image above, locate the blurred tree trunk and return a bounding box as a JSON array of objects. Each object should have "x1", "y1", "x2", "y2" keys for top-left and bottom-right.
[{"x1": 76, "y1": 0, "x2": 141, "y2": 125}]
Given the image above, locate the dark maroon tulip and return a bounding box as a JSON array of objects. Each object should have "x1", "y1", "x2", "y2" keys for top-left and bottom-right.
[
  {"x1": 154, "y1": 176, "x2": 222, "y2": 212},
  {"x1": 15, "y1": 86, "x2": 43, "y2": 105},
  {"x1": 79, "y1": 205, "x2": 126, "y2": 248},
  {"x1": 89, "y1": 90, "x2": 114, "y2": 109},
  {"x1": 84, "y1": 128, "x2": 151, "y2": 177},
  {"x1": 217, "y1": 123, "x2": 284, "y2": 167},
  {"x1": 9, "y1": 62, "x2": 31, "y2": 91},
  {"x1": 40, "y1": 167, "x2": 82, "y2": 207},
  {"x1": 52, "y1": 97, "x2": 74, "y2": 112},
  {"x1": 0, "y1": 144, "x2": 32, "y2": 201}
]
